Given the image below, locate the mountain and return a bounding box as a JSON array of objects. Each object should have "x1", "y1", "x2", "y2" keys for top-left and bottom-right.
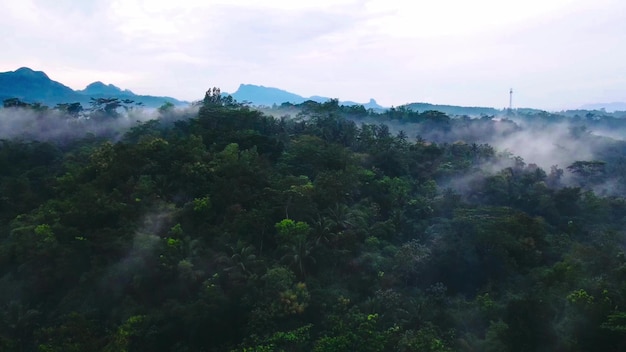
[
  {"x1": 364, "y1": 99, "x2": 384, "y2": 110},
  {"x1": 227, "y1": 83, "x2": 385, "y2": 110},
  {"x1": 343, "y1": 98, "x2": 384, "y2": 110},
  {"x1": 3, "y1": 67, "x2": 509, "y2": 115},
  {"x1": 76, "y1": 81, "x2": 187, "y2": 108},
  {"x1": 0, "y1": 67, "x2": 79, "y2": 105},
  {"x1": 230, "y1": 84, "x2": 308, "y2": 106},
  {"x1": 0, "y1": 67, "x2": 187, "y2": 108}
]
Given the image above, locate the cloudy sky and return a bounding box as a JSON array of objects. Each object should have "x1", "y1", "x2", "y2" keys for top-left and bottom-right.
[{"x1": 1, "y1": 0, "x2": 625, "y2": 110}]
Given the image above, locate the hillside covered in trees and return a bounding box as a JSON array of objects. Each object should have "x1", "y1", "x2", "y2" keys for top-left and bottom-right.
[{"x1": 2, "y1": 91, "x2": 626, "y2": 351}]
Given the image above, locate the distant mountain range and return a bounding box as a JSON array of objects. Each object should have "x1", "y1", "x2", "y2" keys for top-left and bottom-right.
[
  {"x1": 403, "y1": 102, "x2": 500, "y2": 116},
  {"x1": 0, "y1": 67, "x2": 187, "y2": 108},
  {"x1": 3, "y1": 67, "x2": 623, "y2": 115},
  {"x1": 227, "y1": 84, "x2": 385, "y2": 110},
  {"x1": 579, "y1": 102, "x2": 626, "y2": 113}
]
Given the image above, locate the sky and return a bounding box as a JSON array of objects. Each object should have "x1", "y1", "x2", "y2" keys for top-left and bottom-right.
[{"x1": 1, "y1": 0, "x2": 625, "y2": 110}]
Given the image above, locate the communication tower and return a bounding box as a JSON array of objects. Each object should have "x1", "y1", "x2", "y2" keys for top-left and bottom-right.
[{"x1": 509, "y1": 88, "x2": 513, "y2": 110}]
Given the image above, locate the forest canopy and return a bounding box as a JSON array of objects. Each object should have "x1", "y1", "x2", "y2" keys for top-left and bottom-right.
[{"x1": 1, "y1": 91, "x2": 626, "y2": 351}]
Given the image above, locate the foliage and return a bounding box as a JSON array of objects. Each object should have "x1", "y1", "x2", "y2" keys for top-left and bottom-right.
[{"x1": 1, "y1": 92, "x2": 626, "y2": 351}]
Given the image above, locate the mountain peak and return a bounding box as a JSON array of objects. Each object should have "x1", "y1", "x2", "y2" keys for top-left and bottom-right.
[
  {"x1": 13, "y1": 67, "x2": 50, "y2": 80},
  {"x1": 85, "y1": 81, "x2": 121, "y2": 92},
  {"x1": 0, "y1": 67, "x2": 74, "y2": 104},
  {"x1": 79, "y1": 81, "x2": 134, "y2": 96}
]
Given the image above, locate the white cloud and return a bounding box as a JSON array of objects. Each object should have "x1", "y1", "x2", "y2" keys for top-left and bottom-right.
[{"x1": 1, "y1": 0, "x2": 625, "y2": 109}]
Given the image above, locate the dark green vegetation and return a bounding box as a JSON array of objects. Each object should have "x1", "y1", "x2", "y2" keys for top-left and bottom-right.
[{"x1": 2, "y1": 90, "x2": 626, "y2": 351}]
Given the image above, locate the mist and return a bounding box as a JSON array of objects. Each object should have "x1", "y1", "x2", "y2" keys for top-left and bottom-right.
[
  {"x1": 258, "y1": 101, "x2": 626, "y2": 199},
  {"x1": 100, "y1": 202, "x2": 177, "y2": 300},
  {"x1": 0, "y1": 105, "x2": 198, "y2": 143},
  {"x1": 3, "y1": 98, "x2": 626, "y2": 199},
  {"x1": 4, "y1": 92, "x2": 626, "y2": 351}
]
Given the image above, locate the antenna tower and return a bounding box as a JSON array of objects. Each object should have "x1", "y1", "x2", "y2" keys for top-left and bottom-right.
[{"x1": 509, "y1": 88, "x2": 513, "y2": 110}]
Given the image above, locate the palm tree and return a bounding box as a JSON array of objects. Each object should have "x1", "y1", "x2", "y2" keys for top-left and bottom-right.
[
  {"x1": 225, "y1": 240, "x2": 264, "y2": 280},
  {"x1": 328, "y1": 203, "x2": 367, "y2": 231},
  {"x1": 281, "y1": 239, "x2": 316, "y2": 278},
  {"x1": 326, "y1": 203, "x2": 369, "y2": 246},
  {"x1": 309, "y1": 214, "x2": 335, "y2": 246}
]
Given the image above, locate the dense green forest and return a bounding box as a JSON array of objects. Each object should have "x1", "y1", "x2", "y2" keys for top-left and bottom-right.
[{"x1": 2, "y1": 91, "x2": 626, "y2": 351}]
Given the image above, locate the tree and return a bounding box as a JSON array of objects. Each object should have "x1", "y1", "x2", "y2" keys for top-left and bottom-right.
[
  {"x1": 55, "y1": 102, "x2": 83, "y2": 118},
  {"x1": 157, "y1": 101, "x2": 175, "y2": 114},
  {"x1": 88, "y1": 98, "x2": 137, "y2": 119},
  {"x1": 3, "y1": 98, "x2": 30, "y2": 108},
  {"x1": 567, "y1": 160, "x2": 605, "y2": 177}
]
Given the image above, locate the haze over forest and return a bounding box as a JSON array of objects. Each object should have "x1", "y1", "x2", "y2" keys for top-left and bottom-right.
[
  {"x1": 2, "y1": 72, "x2": 626, "y2": 349},
  {"x1": 2, "y1": 0, "x2": 626, "y2": 350}
]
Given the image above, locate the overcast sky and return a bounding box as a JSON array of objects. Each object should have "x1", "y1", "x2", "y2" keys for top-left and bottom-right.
[{"x1": 1, "y1": 0, "x2": 625, "y2": 110}]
